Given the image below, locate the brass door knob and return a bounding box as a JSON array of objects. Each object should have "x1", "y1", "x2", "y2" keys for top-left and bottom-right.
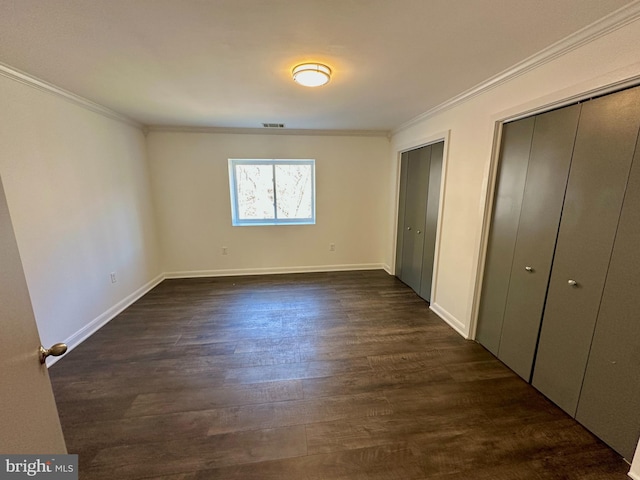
[{"x1": 39, "y1": 343, "x2": 68, "y2": 364}]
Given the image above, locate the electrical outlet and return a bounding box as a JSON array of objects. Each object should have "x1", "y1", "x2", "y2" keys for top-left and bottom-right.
[
  {"x1": 222, "y1": 246, "x2": 228, "y2": 255},
  {"x1": 329, "y1": 243, "x2": 336, "y2": 252},
  {"x1": 110, "y1": 272, "x2": 117, "y2": 283}
]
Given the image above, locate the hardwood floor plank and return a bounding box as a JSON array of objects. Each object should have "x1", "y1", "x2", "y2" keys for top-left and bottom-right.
[
  {"x1": 51, "y1": 368, "x2": 228, "y2": 402},
  {"x1": 233, "y1": 336, "x2": 306, "y2": 354},
  {"x1": 299, "y1": 336, "x2": 455, "y2": 363},
  {"x1": 125, "y1": 380, "x2": 304, "y2": 417},
  {"x1": 202, "y1": 392, "x2": 393, "y2": 436},
  {"x1": 187, "y1": 444, "x2": 425, "y2": 480},
  {"x1": 301, "y1": 367, "x2": 455, "y2": 399},
  {"x1": 223, "y1": 357, "x2": 372, "y2": 384},
  {"x1": 410, "y1": 421, "x2": 598, "y2": 475},
  {"x1": 305, "y1": 410, "x2": 491, "y2": 455},
  {"x1": 61, "y1": 410, "x2": 216, "y2": 450},
  {"x1": 56, "y1": 395, "x2": 137, "y2": 424},
  {"x1": 85, "y1": 426, "x2": 307, "y2": 479},
  {"x1": 85, "y1": 342, "x2": 238, "y2": 364}
]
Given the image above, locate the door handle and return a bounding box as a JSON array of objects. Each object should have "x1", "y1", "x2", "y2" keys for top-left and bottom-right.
[
  {"x1": 567, "y1": 279, "x2": 578, "y2": 287},
  {"x1": 407, "y1": 226, "x2": 411, "y2": 231},
  {"x1": 416, "y1": 230, "x2": 421, "y2": 234},
  {"x1": 39, "y1": 343, "x2": 67, "y2": 364},
  {"x1": 525, "y1": 266, "x2": 533, "y2": 272}
]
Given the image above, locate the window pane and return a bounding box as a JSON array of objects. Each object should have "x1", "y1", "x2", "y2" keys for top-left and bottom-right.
[
  {"x1": 275, "y1": 164, "x2": 313, "y2": 219},
  {"x1": 235, "y1": 165, "x2": 275, "y2": 220}
]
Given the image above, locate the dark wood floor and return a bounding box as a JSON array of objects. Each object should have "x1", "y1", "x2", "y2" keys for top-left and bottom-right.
[{"x1": 49, "y1": 270, "x2": 630, "y2": 479}]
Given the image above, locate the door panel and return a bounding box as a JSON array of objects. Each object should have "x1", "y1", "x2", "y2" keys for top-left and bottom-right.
[
  {"x1": 532, "y1": 87, "x2": 640, "y2": 416},
  {"x1": 395, "y1": 152, "x2": 410, "y2": 279},
  {"x1": 498, "y1": 104, "x2": 581, "y2": 380},
  {"x1": 0, "y1": 177, "x2": 67, "y2": 453},
  {"x1": 476, "y1": 117, "x2": 535, "y2": 355},
  {"x1": 419, "y1": 142, "x2": 443, "y2": 302},
  {"x1": 399, "y1": 146, "x2": 431, "y2": 292},
  {"x1": 576, "y1": 129, "x2": 640, "y2": 460}
]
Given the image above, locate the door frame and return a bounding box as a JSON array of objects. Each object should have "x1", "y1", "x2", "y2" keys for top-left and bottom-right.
[{"x1": 391, "y1": 130, "x2": 450, "y2": 309}]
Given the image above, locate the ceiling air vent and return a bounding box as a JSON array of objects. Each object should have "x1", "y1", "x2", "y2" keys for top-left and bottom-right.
[{"x1": 262, "y1": 123, "x2": 285, "y2": 128}]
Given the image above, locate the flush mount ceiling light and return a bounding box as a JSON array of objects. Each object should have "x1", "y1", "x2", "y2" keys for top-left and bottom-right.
[{"x1": 292, "y1": 63, "x2": 331, "y2": 87}]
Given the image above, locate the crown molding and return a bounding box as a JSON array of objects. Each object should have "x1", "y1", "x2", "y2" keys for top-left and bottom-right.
[
  {"x1": 392, "y1": 1, "x2": 640, "y2": 136},
  {"x1": 0, "y1": 62, "x2": 143, "y2": 130},
  {"x1": 146, "y1": 125, "x2": 390, "y2": 137}
]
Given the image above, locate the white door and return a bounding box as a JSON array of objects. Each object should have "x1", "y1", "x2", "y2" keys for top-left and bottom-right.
[{"x1": 0, "y1": 176, "x2": 67, "y2": 453}]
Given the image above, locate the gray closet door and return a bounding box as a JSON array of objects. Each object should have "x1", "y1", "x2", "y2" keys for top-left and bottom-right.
[
  {"x1": 497, "y1": 104, "x2": 580, "y2": 381},
  {"x1": 419, "y1": 142, "x2": 443, "y2": 302},
  {"x1": 476, "y1": 117, "x2": 534, "y2": 355},
  {"x1": 395, "y1": 152, "x2": 410, "y2": 279},
  {"x1": 399, "y1": 146, "x2": 431, "y2": 292},
  {"x1": 575, "y1": 128, "x2": 640, "y2": 460},
  {"x1": 532, "y1": 87, "x2": 640, "y2": 416}
]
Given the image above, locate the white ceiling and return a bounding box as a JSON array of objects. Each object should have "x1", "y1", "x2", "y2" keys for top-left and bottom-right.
[{"x1": 0, "y1": 0, "x2": 636, "y2": 131}]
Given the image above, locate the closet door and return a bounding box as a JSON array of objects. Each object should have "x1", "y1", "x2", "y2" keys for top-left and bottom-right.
[
  {"x1": 532, "y1": 87, "x2": 640, "y2": 416},
  {"x1": 419, "y1": 142, "x2": 443, "y2": 302},
  {"x1": 395, "y1": 152, "x2": 410, "y2": 279},
  {"x1": 399, "y1": 146, "x2": 431, "y2": 292},
  {"x1": 497, "y1": 104, "x2": 580, "y2": 381},
  {"x1": 575, "y1": 129, "x2": 640, "y2": 460},
  {"x1": 476, "y1": 117, "x2": 534, "y2": 355}
]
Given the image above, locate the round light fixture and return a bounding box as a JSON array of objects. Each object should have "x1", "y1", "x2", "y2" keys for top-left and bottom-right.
[{"x1": 292, "y1": 63, "x2": 331, "y2": 87}]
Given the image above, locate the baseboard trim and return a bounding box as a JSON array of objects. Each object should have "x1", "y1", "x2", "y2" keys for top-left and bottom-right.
[
  {"x1": 47, "y1": 273, "x2": 165, "y2": 367},
  {"x1": 164, "y1": 264, "x2": 387, "y2": 279},
  {"x1": 430, "y1": 302, "x2": 469, "y2": 339}
]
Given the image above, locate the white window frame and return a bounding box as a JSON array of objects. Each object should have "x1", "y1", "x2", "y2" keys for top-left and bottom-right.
[{"x1": 228, "y1": 158, "x2": 316, "y2": 226}]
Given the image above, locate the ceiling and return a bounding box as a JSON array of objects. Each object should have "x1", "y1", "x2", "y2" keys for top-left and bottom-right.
[{"x1": 0, "y1": 0, "x2": 636, "y2": 132}]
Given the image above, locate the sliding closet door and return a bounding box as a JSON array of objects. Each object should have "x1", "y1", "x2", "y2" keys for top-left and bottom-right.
[
  {"x1": 475, "y1": 117, "x2": 534, "y2": 355},
  {"x1": 532, "y1": 87, "x2": 640, "y2": 416},
  {"x1": 395, "y1": 152, "x2": 410, "y2": 279},
  {"x1": 575, "y1": 129, "x2": 640, "y2": 460},
  {"x1": 398, "y1": 146, "x2": 431, "y2": 292},
  {"x1": 497, "y1": 104, "x2": 580, "y2": 381},
  {"x1": 419, "y1": 142, "x2": 443, "y2": 302}
]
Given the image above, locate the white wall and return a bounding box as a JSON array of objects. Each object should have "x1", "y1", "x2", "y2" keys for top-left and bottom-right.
[
  {"x1": 147, "y1": 132, "x2": 390, "y2": 276},
  {"x1": 0, "y1": 74, "x2": 162, "y2": 354},
  {"x1": 388, "y1": 18, "x2": 640, "y2": 340}
]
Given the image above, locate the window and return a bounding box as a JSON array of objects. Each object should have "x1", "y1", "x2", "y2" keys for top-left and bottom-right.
[{"x1": 228, "y1": 159, "x2": 316, "y2": 226}]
